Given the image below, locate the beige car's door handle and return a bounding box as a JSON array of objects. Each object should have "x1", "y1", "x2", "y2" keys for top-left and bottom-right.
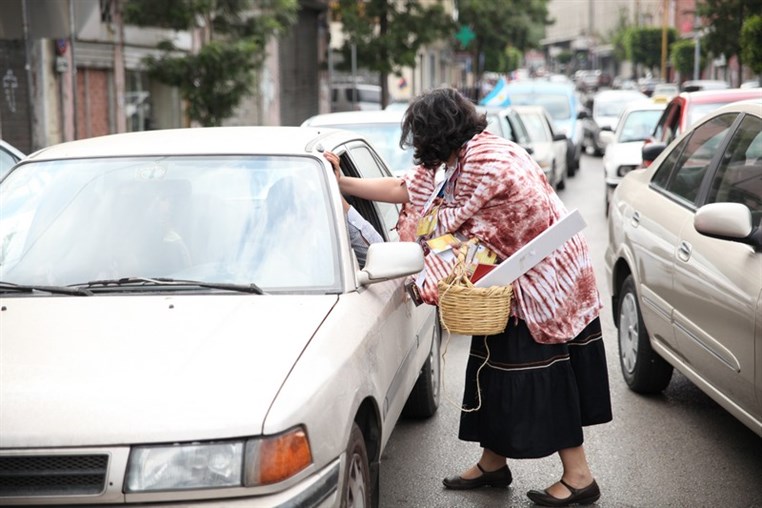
[
  {"x1": 631, "y1": 210, "x2": 640, "y2": 227},
  {"x1": 678, "y1": 240, "x2": 692, "y2": 262}
]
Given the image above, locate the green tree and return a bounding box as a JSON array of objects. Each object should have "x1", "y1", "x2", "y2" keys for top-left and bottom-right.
[
  {"x1": 333, "y1": 0, "x2": 454, "y2": 108},
  {"x1": 124, "y1": 0, "x2": 298, "y2": 126},
  {"x1": 740, "y1": 15, "x2": 762, "y2": 80},
  {"x1": 456, "y1": 0, "x2": 550, "y2": 85},
  {"x1": 698, "y1": 0, "x2": 762, "y2": 86},
  {"x1": 670, "y1": 38, "x2": 705, "y2": 80},
  {"x1": 625, "y1": 27, "x2": 676, "y2": 76}
]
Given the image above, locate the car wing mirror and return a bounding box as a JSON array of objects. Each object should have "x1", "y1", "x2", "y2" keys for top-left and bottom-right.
[
  {"x1": 552, "y1": 133, "x2": 567, "y2": 142},
  {"x1": 357, "y1": 242, "x2": 424, "y2": 285},
  {"x1": 642, "y1": 142, "x2": 667, "y2": 166},
  {"x1": 694, "y1": 203, "x2": 762, "y2": 250}
]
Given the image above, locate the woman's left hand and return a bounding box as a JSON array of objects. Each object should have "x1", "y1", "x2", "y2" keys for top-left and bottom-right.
[{"x1": 323, "y1": 151, "x2": 341, "y2": 181}]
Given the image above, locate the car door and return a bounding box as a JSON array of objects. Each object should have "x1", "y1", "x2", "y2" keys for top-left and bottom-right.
[
  {"x1": 333, "y1": 142, "x2": 432, "y2": 443},
  {"x1": 672, "y1": 112, "x2": 762, "y2": 416},
  {"x1": 639, "y1": 113, "x2": 738, "y2": 359}
]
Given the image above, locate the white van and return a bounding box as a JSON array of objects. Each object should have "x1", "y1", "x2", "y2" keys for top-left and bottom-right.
[{"x1": 331, "y1": 83, "x2": 383, "y2": 112}]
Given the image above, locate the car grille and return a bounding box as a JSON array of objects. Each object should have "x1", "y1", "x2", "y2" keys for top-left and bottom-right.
[{"x1": 0, "y1": 454, "x2": 109, "y2": 497}]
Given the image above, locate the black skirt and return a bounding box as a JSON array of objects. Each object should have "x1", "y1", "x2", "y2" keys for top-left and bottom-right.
[{"x1": 457, "y1": 316, "x2": 612, "y2": 459}]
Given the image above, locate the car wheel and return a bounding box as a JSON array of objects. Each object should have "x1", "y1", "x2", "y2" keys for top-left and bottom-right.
[
  {"x1": 556, "y1": 162, "x2": 565, "y2": 190},
  {"x1": 341, "y1": 423, "x2": 371, "y2": 508},
  {"x1": 617, "y1": 275, "x2": 673, "y2": 393},
  {"x1": 402, "y1": 320, "x2": 441, "y2": 418}
]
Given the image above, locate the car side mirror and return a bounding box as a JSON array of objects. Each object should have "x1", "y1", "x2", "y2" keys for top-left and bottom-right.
[
  {"x1": 552, "y1": 133, "x2": 567, "y2": 142},
  {"x1": 642, "y1": 142, "x2": 667, "y2": 166},
  {"x1": 695, "y1": 203, "x2": 762, "y2": 249},
  {"x1": 599, "y1": 130, "x2": 615, "y2": 147},
  {"x1": 601, "y1": 125, "x2": 613, "y2": 132},
  {"x1": 357, "y1": 242, "x2": 424, "y2": 285}
]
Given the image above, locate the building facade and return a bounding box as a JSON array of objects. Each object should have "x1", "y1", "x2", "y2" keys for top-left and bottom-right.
[{"x1": 0, "y1": 0, "x2": 330, "y2": 153}]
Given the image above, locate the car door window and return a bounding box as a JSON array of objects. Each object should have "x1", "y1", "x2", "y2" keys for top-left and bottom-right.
[
  {"x1": 660, "y1": 113, "x2": 737, "y2": 205},
  {"x1": 706, "y1": 114, "x2": 762, "y2": 226},
  {"x1": 651, "y1": 136, "x2": 687, "y2": 189},
  {"x1": 341, "y1": 144, "x2": 400, "y2": 240}
]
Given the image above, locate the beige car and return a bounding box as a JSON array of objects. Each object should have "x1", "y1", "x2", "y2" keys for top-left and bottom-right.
[
  {"x1": 605, "y1": 99, "x2": 762, "y2": 437},
  {"x1": 0, "y1": 126, "x2": 439, "y2": 506}
]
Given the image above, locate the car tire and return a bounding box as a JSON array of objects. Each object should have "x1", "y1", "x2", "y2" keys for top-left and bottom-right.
[
  {"x1": 402, "y1": 320, "x2": 441, "y2": 419},
  {"x1": 341, "y1": 423, "x2": 371, "y2": 508},
  {"x1": 555, "y1": 162, "x2": 566, "y2": 191},
  {"x1": 617, "y1": 275, "x2": 673, "y2": 393}
]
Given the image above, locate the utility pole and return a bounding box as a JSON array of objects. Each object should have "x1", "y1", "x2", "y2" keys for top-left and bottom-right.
[{"x1": 660, "y1": 0, "x2": 668, "y2": 80}]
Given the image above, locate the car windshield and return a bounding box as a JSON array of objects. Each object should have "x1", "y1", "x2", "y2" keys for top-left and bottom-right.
[
  {"x1": 0, "y1": 156, "x2": 341, "y2": 292},
  {"x1": 688, "y1": 101, "x2": 740, "y2": 127},
  {"x1": 507, "y1": 94, "x2": 571, "y2": 121},
  {"x1": 596, "y1": 100, "x2": 630, "y2": 118},
  {"x1": 325, "y1": 122, "x2": 415, "y2": 174},
  {"x1": 618, "y1": 110, "x2": 664, "y2": 143}
]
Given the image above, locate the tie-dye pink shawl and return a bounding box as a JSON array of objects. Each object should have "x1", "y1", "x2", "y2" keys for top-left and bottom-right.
[{"x1": 398, "y1": 131, "x2": 601, "y2": 344}]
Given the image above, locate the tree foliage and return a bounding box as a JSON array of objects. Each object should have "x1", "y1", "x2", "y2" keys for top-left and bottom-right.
[
  {"x1": 333, "y1": 0, "x2": 454, "y2": 106},
  {"x1": 697, "y1": 0, "x2": 762, "y2": 84},
  {"x1": 740, "y1": 15, "x2": 762, "y2": 77},
  {"x1": 670, "y1": 38, "x2": 705, "y2": 79},
  {"x1": 625, "y1": 27, "x2": 676, "y2": 75},
  {"x1": 456, "y1": 0, "x2": 550, "y2": 78},
  {"x1": 124, "y1": 0, "x2": 298, "y2": 126}
]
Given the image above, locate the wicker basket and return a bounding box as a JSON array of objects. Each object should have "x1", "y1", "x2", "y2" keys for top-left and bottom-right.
[{"x1": 437, "y1": 249, "x2": 513, "y2": 336}]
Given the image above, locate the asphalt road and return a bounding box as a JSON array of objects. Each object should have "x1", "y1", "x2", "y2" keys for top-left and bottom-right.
[{"x1": 379, "y1": 153, "x2": 762, "y2": 508}]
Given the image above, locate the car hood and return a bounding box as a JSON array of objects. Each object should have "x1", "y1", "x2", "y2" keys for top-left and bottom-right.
[
  {"x1": 595, "y1": 115, "x2": 619, "y2": 130},
  {"x1": 604, "y1": 141, "x2": 644, "y2": 166},
  {"x1": 0, "y1": 294, "x2": 337, "y2": 448}
]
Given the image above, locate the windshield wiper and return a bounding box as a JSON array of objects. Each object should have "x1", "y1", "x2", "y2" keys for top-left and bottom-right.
[
  {"x1": 70, "y1": 277, "x2": 266, "y2": 295},
  {"x1": 0, "y1": 281, "x2": 92, "y2": 296}
]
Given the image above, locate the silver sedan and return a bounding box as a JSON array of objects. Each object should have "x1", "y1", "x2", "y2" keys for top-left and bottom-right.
[{"x1": 0, "y1": 126, "x2": 441, "y2": 506}]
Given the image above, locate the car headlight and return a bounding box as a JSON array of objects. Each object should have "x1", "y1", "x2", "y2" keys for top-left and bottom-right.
[
  {"x1": 617, "y1": 165, "x2": 638, "y2": 177},
  {"x1": 125, "y1": 427, "x2": 312, "y2": 492},
  {"x1": 126, "y1": 441, "x2": 244, "y2": 492}
]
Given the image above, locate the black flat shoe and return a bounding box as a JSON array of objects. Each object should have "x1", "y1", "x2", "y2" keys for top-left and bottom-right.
[
  {"x1": 442, "y1": 463, "x2": 512, "y2": 490},
  {"x1": 527, "y1": 479, "x2": 600, "y2": 506}
]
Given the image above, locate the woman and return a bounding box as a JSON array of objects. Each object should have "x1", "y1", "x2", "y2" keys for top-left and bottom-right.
[{"x1": 328, "y1": 87, "x2": 612, "y2": 507}]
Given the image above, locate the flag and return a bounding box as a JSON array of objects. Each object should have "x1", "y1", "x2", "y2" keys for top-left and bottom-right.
[{"x1": 479, "y1": 77, "x2": 511, "y2": 107}]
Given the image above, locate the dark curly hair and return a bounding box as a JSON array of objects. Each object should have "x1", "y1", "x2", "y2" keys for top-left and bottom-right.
[{"x1": 400, "y1": 87, "x2": 487, "y2": 170}]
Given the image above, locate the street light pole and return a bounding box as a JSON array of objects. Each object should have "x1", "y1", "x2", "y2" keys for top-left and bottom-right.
[{"x1": 693, "y1": 16, "x2": 701, "y2": 80}]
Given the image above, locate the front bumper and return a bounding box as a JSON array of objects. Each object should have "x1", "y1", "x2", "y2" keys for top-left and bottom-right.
[{"x1": 0, "y1": 448, "x2": 340, "y2": 507}]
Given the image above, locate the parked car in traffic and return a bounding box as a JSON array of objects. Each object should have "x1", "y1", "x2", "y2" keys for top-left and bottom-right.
[
  {"x1": 0, "y1": 138, "x2": 24, "y2": 180},
  {"x1": 581, "y1": 89, "x2": 649, "y2": 156},
  {"x1": 503, "y1": 80, "x2": 584, "y2": 176},
  {"x1": 478, "y1": 105, "x2": 534, "y2": 154},
  {"x1": 331, "y1": 82, "x2": 384, "y2": 112},
  {"x1": 0, "y1": 126, "x2": 441, "y2": 506},
  {"x1": 680, "y1": 79, "x2": 729, "y2": 92},
  {"x1": 512, "y1": 104, "x2": 568, "y2": 190},
  {"x1": 601, "y1": 101, "x2": 666, "y2": 213},
  {"x1": 605, "y1": 99, "x2": 762, "y2": 438},
  {"x1": 302, "y1": 109, "x2": 414, "y2": 176},
  {"x1": 643, "y1": 87, "x2": 762, "y2": 166}
]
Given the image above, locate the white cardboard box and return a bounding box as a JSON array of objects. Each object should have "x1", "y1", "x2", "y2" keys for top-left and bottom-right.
[{"x1": 474, "y1": 209, "x2": 587, "y2": 288}]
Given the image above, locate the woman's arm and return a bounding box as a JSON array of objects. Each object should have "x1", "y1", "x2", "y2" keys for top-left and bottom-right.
[
  {"x1": 338, "y1": 175, "x2": 410, "y2": 204},
  {"x1": 324, "y1": 151, "x2": 410, "y2": 204}
]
